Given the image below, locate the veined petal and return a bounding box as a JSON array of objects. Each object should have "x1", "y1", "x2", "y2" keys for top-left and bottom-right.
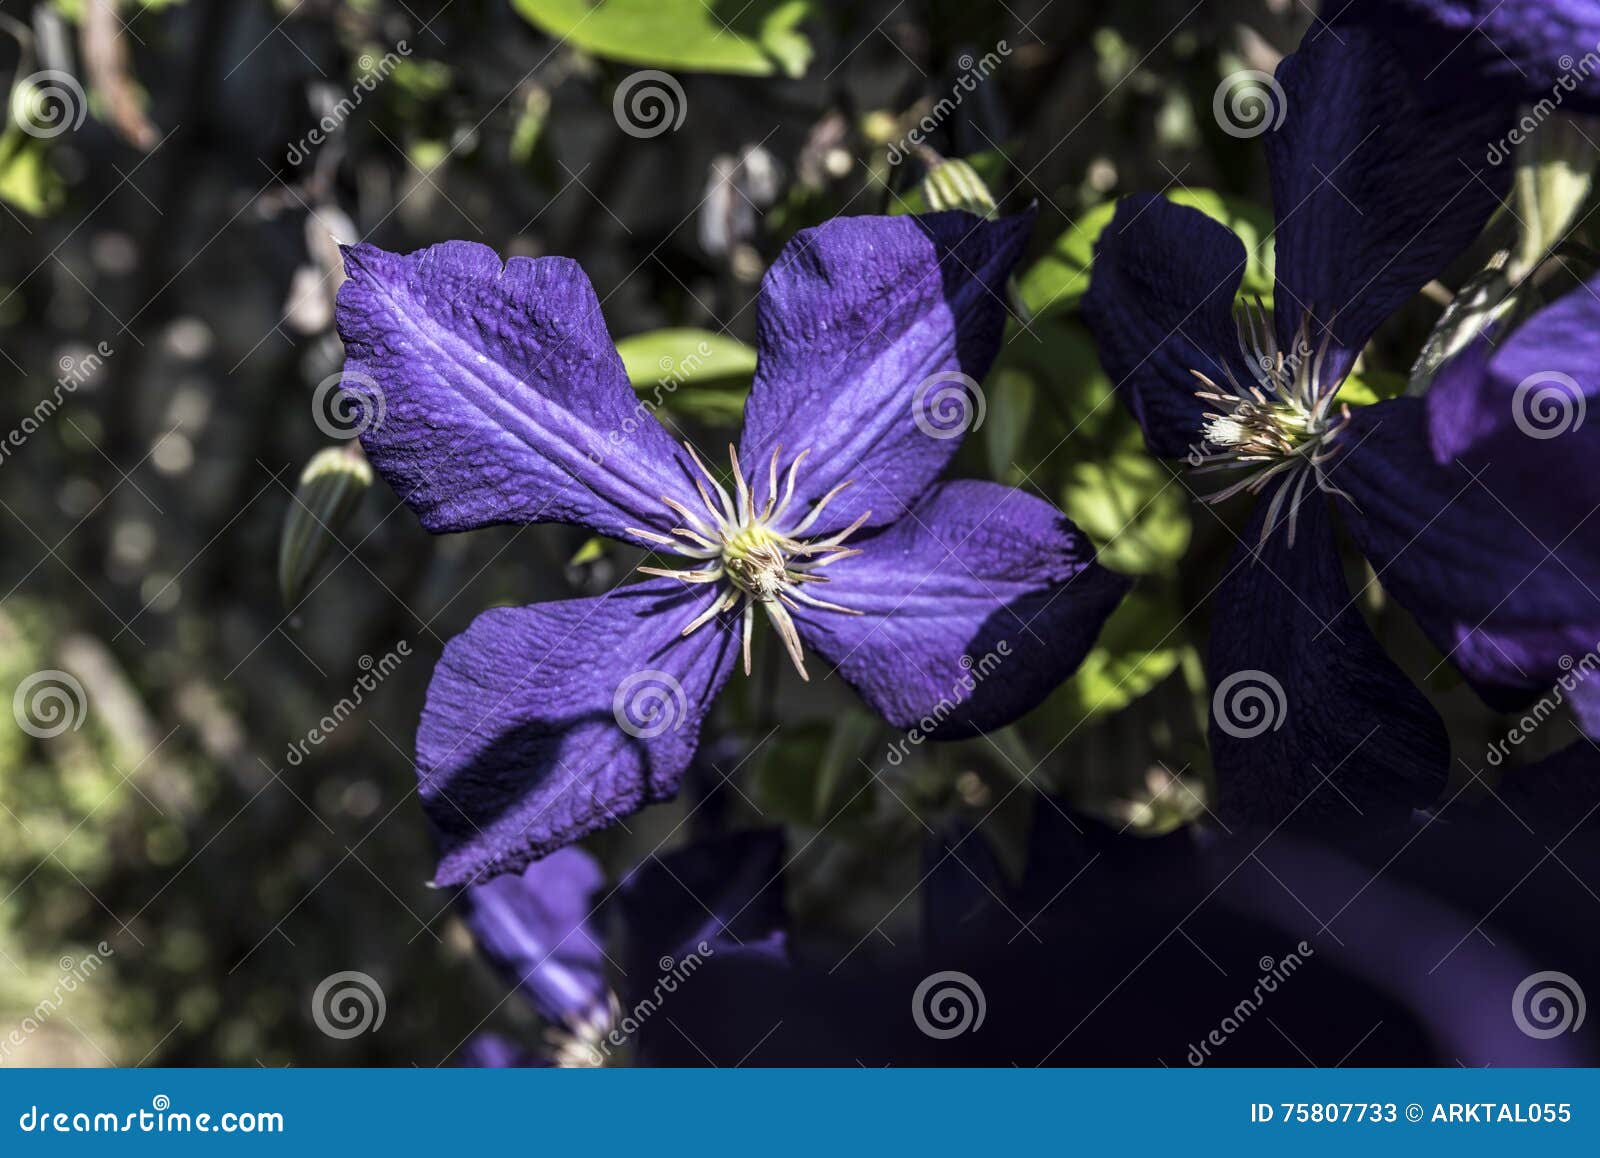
[
  {"x1": 1332, "y1": 397, "x2": 1600, "y2": 709},
  {"x1": 786, "y1": 480, "x2": 1130, "y2": 736},
  {"x1": 1266, "y1": 26, "x2": 1508, "y2": 382},
  {"x1": 458, "y1": 846, "x2": 609, "y2": 1028},
  {"x1": 1082, "y1": 194, "x2": 1255, "y2": 458},
  {"x1": 737, "y1": 211, "x2": 1033, "y2": 536},
  {"x1": 1208, "y1": 484, "x2": 1448, "y2": 827},
  {"x1": 418, "y1": 578, "x2": 738, "y2": 885},
  {"x1": 335, "y1": 241, "x2": 700, "y2": 543}
]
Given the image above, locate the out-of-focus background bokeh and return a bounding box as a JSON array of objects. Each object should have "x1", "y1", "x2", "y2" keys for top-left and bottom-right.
[{"x1": 0, "y1": 0, "x2": 1554, "y2": 1065}]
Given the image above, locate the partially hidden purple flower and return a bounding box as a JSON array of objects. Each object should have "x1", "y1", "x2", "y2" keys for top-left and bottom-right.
[
  {"x1": 1082, "y1": 24, "x2": 1572, "y2": 826},
  {"x1": 335, "y1": 210, "x2": 1130, "y2": 884},
  {"x1": 458, "y1": 846, "x2": 609, "y2": 1027},
  {"x1": 457, "y1": 829, "x2": 787, "y2": 1067}
]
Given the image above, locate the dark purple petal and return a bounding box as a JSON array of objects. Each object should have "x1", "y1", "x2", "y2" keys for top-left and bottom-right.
[
  {"x1": 1208, "y1": 484, "x2": 1448, "y2": 827},
  {"x1": 1266, "y1": 26, "x2": 1508, "y2": 381},
  {"x1": 1472, "y1": 739, "x2": 1600, "y2": 839},
  {"x1": 1334, "y1": 0, "x2": 1600, "y2": 111},
  {"x1": 335, "y1": 241, "x2": 699, "y2": 542},
  {"x1": 617, "y1": 829, "x2": 789, "y2": 980},
  {"x1": 1082, "y1": 194, "x2": 1253, "y2": 458},
  {"x1": 737, "y1": 211, "x2": 1032, "y2": 535},
  {"x1": 787, "y1": 480, "x2": 1130, "y2": 736},
  {"x1": 458, "y1": 846, "x2": 609, "y2": 1028},
  {"x1": 418, "y1": 578, "x2": 739, "y2": 885},
  {"x1": 1333, "y1": 396, "x2": 1600, "y2": 708}
]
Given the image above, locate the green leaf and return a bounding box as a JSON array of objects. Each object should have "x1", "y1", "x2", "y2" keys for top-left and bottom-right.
[
  {"x1": 997, "y1": 316, "x2": 1192, "y2": 577},
  {"x1": 512, "y1": 0, "x2": 813, "y2": 77},
  {"x1": 983, "y1": 367, "x2": 1035, "y2": 484},
  {"x1": 567, "y1": 537, "x2": 607, "y2": 567},
  {"x1": 1015, "y1": 188, "x2": 1275, "y2": 319},
  {"x1": 1046, "y1": 591, "x2": 1190, "y2": 729},
  {"x1": 1338, "y1": 369, "x2": 1407, "y2": 408},
  {"x1": 615, "y1": 327, "x2": 757, "y2": 388},
  {"x1": 0, "y1": 130, "x2": 65, "y2": 217},
  {"x1": 614, "y1": 328, "x2": 757, "y2": 425},
  {"x1": 1061, "y1": 452, "x2": 1190, "y2": 577}
]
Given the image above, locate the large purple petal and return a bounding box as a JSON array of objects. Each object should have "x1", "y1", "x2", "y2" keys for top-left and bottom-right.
[
  {"x1": 787, "y1": 480, "x2": 1130, "y2": 736},
  {"x1": 1266, "y1": 25, "x2": 1509, "y2": 381},
  {"x1": 418, "y1": 578, "x2": 739, "y2": 885},
  {"x1": 1208, "y1": 485, "x2": 1448, "y2": 827},
  {"x1": 335, "y1": 242, "x2": 700, "y2": 543},
  {"x1": 737, "y1": 211, "x2": 1032, "y2": 535},
  {"x1": 1081, "y1": 194, "x2": 1253, "y2": 458},
  {"x1": 458, "y1": 846, "x2": 609, "y2": 1028},
  {"x1": 1334, "y1": 0, "x2": 1600, "y2": 111},
  {"x1": 1333, "y1": 396, "x2": 1600, "y2": 708}
]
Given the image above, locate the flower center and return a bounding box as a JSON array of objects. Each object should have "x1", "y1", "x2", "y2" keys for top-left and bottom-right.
[
  {"x1": 625, "y1": 442, "x2": 868, "y2": 680},
  {"x1": 1188, "y1": 303, "x2": 1355, "y2": 545}
]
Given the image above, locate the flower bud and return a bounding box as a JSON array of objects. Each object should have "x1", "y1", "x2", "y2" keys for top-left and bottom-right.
[{"x1": 278, "y1": 444, "x2": 372, "y2": 607}]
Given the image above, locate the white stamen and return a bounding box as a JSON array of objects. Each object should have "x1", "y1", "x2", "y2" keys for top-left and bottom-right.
[
  {"x1": 640, "y1": 444, "x2": 869, "y2": 679},
  {"x1": 1189, "y1": 307, "x2": 1353, "y2": 545}
]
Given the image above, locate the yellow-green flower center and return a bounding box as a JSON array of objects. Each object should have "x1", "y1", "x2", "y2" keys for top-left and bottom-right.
[{"x1": 625, "y1": 443, "x2": 870, "y2": 680}]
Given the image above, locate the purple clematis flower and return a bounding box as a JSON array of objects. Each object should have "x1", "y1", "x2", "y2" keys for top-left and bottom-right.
[
  {"x1": 335, "y1": 210, "x2": 1130, "y2": 884},
  {"x1": 1081, "y1": 24, "x2": 1600, "y2": 825},
  {"x1": 457, "y1": 845, "x2": 612, "y2": 1064},
  {"x1": 457, "y1": 829, "x2": 787, "y2": 1068}
]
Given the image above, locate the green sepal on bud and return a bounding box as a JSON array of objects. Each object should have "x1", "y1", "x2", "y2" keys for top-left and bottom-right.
[
  {"x1": 278, "y1": 444, "x2": 373, "y2": 608},
  {"x1": 919, "y1": 154, "x2": 999, "y2": 219}
]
